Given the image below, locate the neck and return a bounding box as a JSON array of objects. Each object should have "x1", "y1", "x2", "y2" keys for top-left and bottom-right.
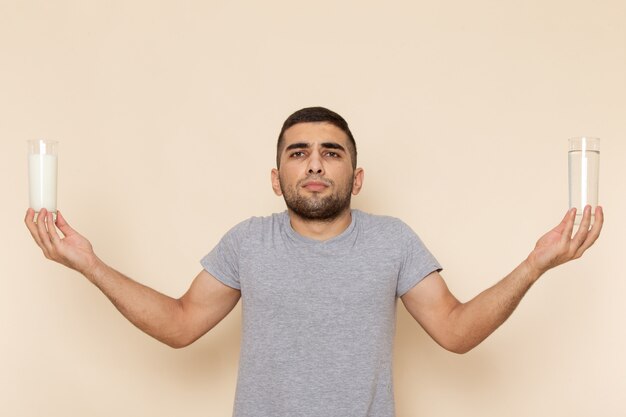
[{"x1": 287, "y1": 208, "x2": 353, "y2": 241}]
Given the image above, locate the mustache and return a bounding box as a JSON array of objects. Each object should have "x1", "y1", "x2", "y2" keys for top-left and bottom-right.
[{"x1": 298, "y1": 176, "x2": 333, "y2": 187}]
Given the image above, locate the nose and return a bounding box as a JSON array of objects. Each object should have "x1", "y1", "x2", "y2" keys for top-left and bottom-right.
[{"x1": 307, "y1": 153, "x2": 324, "y2": 176}]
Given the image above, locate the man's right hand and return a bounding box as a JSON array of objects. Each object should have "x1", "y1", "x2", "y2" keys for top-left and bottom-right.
[
  {"x1": 24, "y1": 207, "x2": 241, "y2": 348},
  {"x1": 25, "y1": 208, "x2": 100, "y2": 275}
]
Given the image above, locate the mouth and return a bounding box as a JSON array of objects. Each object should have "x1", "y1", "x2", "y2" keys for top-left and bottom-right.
[{"x1": 301, "y1": 179, "x2": 330, "y2": 192}]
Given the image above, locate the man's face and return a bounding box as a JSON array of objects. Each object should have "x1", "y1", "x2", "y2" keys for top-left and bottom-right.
[{"x1": 271, "y1": 122, "x2": 364, "y2": 221}]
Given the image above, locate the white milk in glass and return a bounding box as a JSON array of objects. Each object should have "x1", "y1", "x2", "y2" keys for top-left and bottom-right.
[
  {"x1": 568, "y1": 148, "x2": 599, "y2": 223},
  {"x1": 28, "y1": 151, "x2": 58, "y2": 219}
]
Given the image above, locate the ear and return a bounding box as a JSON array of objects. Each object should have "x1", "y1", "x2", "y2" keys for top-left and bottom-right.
[
  {"x1": 351, "y1": 168, "x2": 364, "y2": 195},
  {"x1": 271, "y1": 168, "x2": 283, "y2": 196}
]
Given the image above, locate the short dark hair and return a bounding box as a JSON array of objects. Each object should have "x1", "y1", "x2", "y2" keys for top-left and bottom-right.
[{"x1": 276, "y1": 107, "x2": 357, "y2": 169}]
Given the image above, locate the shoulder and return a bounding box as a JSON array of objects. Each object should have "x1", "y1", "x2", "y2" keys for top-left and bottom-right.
[
  {"x1": 354, "y1": 209, "x2": 409, "y2": 233},
  {"x1": 223, "y1": 211, "x2": 287, "y2": 240},
  {"x1": 354, "y1": 210, "x2": 426, "y2": 246}
]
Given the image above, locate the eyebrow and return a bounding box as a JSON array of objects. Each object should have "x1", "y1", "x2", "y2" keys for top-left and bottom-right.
[
  {"x1": 285, "y1": 142, "x2": 310, "y2": 151},
  {"x1": 284, "y1": 142, "x2": 346, "y2": 152},
  {"x1": 321, "y1": 142, "x2": 346, "y2": 152}
]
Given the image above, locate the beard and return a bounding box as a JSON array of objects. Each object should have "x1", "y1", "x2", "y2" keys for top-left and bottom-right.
[{"x1": 280, "y1": 174, "x2": 353, "y2": 222}]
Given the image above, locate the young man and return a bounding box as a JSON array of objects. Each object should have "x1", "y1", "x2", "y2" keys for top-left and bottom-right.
[{"x1": 25, "y1": 107, "x2": 603, "y2": 417}]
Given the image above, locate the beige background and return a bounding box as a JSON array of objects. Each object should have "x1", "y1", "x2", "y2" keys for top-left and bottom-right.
[{"x1": 2, "y1": 1, "x2": 625, "y2": 416}]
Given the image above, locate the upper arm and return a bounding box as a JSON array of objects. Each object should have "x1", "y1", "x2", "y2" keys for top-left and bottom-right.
[
  {"x1": 178, "y1": 270, "x2": 241, "y2": 346},
  {"x1": 400, "y1": 271, "x2": 462, "y2": 351}
]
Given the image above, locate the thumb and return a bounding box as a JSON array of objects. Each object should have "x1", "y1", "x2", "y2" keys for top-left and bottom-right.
[
  {"x1": 54, "y1": 211, "x2": 76, "y2": 236},
  {"x1": 559, "y1": 208, "x2": 577, "y2": 244},
  {"x1": 547, "y1": 208, "x2": 575, "y2": 239}
]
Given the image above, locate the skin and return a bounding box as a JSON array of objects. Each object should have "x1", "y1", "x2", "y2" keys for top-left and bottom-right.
[
  {"x1": 271, "y1": 122, "x2": 363, "y2": 240},
  {"x1": 25, "y1": 121, "x2": 604, "y2": 352},
  {"x1": 401, "y1": 204, "x2": 603, "y2": 353}
]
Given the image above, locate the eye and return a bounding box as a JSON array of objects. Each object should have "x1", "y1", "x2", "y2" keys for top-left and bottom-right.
[
  {"x1": 290, "y1": 151, "x2": 306, "y2": 158},
  {"x1": 325, "y1": 151, "x2": 340, "y2": 158}
]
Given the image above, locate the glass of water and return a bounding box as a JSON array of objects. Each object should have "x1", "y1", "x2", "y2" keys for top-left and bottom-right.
[{"x1": 568, "y1": 137, "x2": 600, "y2": 224}]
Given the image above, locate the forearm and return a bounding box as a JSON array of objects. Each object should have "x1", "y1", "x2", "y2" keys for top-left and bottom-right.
[
  {"x1": 403, "y1": 207, "x2": 602, "y2": 354},
  {"x1": 83, "y1": 257, "x2": 187, "y2": 348},
  {"x1": 24, "y1": 209, "x2": 227, "y2": 348},
  {"x1": 447, "y1": 259, "x2": 543, "y2": 353}
]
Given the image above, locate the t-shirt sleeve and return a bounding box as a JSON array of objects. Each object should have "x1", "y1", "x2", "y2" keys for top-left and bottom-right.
[
  {"x1": 200, "y1": 221, "x2": 248, "y2": 290},
  {"x1": 396, "y1": 221, "x2": 442, "y2": 297}
]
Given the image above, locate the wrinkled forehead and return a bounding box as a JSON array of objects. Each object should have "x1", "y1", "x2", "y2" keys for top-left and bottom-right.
[{"x1": 280, "y1": 122, "x2": 351, "y2": 149}]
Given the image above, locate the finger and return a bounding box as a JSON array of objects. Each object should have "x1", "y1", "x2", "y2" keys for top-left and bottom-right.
[
  {"x1": 24, "y1": 208, "x2": 33, "y2": 224},
  {"x1": 25, "y1": 208, "x2": 45, "y2": 248},
  {"x1": 571, "y1": 205, "x2": 592, "y2": 249},
  {"x1": 55, "y1": 210, "x2": 75, "y2": 237},
  {"x1": 550, "y1": 208, "x2": 573, "y2": 236},
  {"x1": 592, "y1": 205, "x2": 604, "y2": 229},
  {"x1": 47, "y1": 211, "x2": 63, "y2": 246},
  {"x1": 574, "y1": 206, "x2": 604, "y2": 258},
  {"x1": 560, "y1": 208, "x2": 577, "y2": 244},
  {"x1": 36, "y1": 208, "x2": 54, "y2": 254}
]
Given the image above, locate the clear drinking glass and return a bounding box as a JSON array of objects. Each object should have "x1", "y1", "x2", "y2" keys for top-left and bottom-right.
[
  {"x1": 568, "y1": 137, "x2": 599, "y2": 224},
  {"x1": 28, "y1": 139, "x2": 59, "y2": 222}
]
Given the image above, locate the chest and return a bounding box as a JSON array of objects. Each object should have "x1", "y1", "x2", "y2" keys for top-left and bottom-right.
[{"x1": 237, "y1": 244, "x2": 401, "y2": 321}]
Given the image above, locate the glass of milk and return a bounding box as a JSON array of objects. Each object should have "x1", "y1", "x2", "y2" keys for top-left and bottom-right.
[
  {"x1": 28, "y1": 139, "x2": 58, "y2": 222},
  {"x1": 568, "y1": 137, "x2": 600, "y2": 224}
]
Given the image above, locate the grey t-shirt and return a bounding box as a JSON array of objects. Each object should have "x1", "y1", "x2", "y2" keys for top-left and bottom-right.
[{"x1": 201, "y1": 209, "x2": 441, "y2": 417}]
